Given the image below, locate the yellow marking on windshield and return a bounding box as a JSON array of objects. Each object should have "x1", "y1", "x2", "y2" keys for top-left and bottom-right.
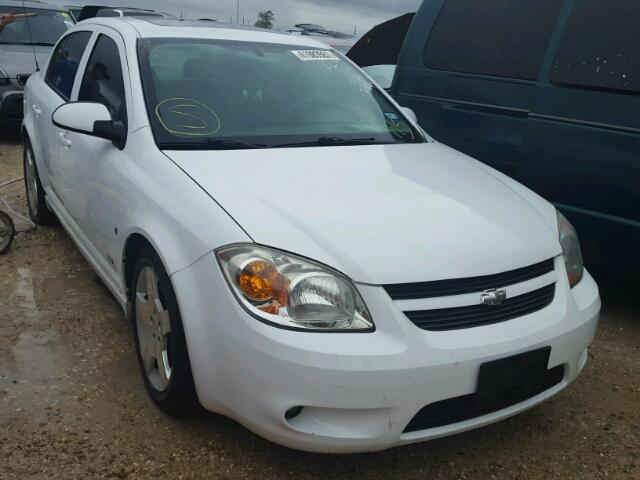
[
  {"x1": 155, "y1": 98, "x2": 221, "y2": 137},
  {"x1": 169, "y1": 104, "x2": 209, "y2": 130}
]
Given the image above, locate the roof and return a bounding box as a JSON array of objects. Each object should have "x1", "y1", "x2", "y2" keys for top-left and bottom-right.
[
  {"x1": 0, "y1": 0, "x2": 70, "y2": 11},
  {"x1": 81, "y1": 17, "x2": 331, "y2": 48},
  {"x1": 143, "y1": 18, "x2": 264, "y2": 32},
  {"x1": 347, "y1": 13, "x2": 415, "y2": 67}
]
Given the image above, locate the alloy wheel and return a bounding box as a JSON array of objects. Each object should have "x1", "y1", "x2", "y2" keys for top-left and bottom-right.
[{"x1": 135, "y1": 266, "x2": 173, "y2": 392}]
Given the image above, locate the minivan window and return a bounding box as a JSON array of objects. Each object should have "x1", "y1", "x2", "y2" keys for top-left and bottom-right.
[
  {"x1": 551, "y1": 0, "x2": 640, "y2": 94},
  {"x1": 45, "y1": 31, "x2": 92, "y2": 100},
  {"x1": 137, "y1": 38, "x2": 422, "y2": 149},
  {"x1": 424, "y1": 0, "x2": 564, "y2": 80},
  {"x1": 79, "y1": 34, "x2": 127, "y2": 124}
]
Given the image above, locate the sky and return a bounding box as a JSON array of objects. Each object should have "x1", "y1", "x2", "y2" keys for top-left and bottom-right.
[{"x1": 65, "y1": 0, "x2": 422, "y2": 35}]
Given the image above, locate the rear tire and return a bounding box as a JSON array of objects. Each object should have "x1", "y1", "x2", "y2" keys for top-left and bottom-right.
[
  {"x1": 23, "y1": 140, "x2": 56, "y2": 225},
  {"x1": 132, "y1": 248, "x2": 198, "y2": 414},
  {"x1": 0, "y1": 211, "x2": 15, "y2": 255}
]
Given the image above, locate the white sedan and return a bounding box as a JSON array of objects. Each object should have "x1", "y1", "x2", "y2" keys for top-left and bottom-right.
[{"x1": 22, "y1": 17, "x2": 600, "y2": 453}]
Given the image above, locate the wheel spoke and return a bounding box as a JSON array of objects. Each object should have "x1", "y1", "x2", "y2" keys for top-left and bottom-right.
[
  {"x1": 135, "y1": 291, "x2": 152, "y2": 321},
  {"x1": 158, "y1": 344, "x2": 171, "y2": 389},
  {"x1": 141, "y1": 334, "x2": 156, "y2": 374},
  {"x1": 146, "y1": 269, "x2": 159, "y2": 302},
  {"x1": 157, "y1": 308, "x2": 171, "y2": 336}
]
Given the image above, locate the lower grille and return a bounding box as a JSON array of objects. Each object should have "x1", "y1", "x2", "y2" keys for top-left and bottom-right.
[
  {"x1": 404, "y1": 283, "x2": 555, "y2": 331},
  {"x1": 403, "y1": 363, "x2": 564, "y2": 433}
]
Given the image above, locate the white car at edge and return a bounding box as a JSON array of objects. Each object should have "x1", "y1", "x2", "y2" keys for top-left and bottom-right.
[{"x1": 22, "y1": 17, "x2": 600, "y2": 453}]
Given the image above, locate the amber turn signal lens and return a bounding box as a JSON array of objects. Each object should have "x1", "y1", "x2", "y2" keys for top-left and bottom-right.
[
  {"x1": 567, "y1": 271, "x2": 581, "y2": 288},
  {"x1": 238, "y1": 260, "x2": 277, "y2": 302}
]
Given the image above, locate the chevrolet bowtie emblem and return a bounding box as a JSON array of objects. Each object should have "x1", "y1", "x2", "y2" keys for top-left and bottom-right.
[{"x1": 480, "y1": 289, "x2": 507, "y2": 306}]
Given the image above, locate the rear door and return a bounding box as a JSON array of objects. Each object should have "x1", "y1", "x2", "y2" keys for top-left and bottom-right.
[
  {"x1": 525, "y1": 0, "x2": 640, "y2": 266},
  {"x1": 34, "y1": 30, "x2": 93, "y2": 200},
  {"x1": 393, "y1": 0, "x2": 564, "y2": 179}
]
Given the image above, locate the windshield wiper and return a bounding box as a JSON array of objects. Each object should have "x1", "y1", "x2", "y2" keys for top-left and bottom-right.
[
  {"x1": 159, "y1": 138, "x2": 266, "y2": 150},
  {"x1": 203, "y1": 138, "x2": 266, "y2": 149},
  {"x1": 272, "y1": 136, "x2": 380, "y2": 148}
]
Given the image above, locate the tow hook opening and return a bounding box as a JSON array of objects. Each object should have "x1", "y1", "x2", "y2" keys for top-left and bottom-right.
[{"x1": 285, "y1": 406, "x2": 304, "y2": 420}]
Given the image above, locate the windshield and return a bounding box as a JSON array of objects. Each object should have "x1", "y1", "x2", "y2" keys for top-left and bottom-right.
[
  {"x1": 0, "y1": 7, "x2": 73, "y2": 46},
  {"x1": 137, "y1": 38, "x2": 423, "y2": 149}
]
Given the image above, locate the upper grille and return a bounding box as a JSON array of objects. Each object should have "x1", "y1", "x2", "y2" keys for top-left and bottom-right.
[
  {"x1": 17, "y1": 74, "x2": 30, "y2": 86},
  {"x1": 383, "y1": 259, "x2": 554, "y2": 300},
  {"x1": 404, "y1": 283, "x2": 556, "y2": 331}
]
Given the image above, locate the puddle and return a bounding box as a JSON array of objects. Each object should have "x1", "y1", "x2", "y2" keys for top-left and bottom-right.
[{"x1": 1, "y1": 267, "x2": 74, "y2": 421}]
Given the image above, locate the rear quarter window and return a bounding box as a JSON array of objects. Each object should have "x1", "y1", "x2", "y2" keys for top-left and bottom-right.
[
  {"x1": 45, "y1": 31, "x2": 92, "y2": 100},
  {"x1": 424, "y1": 0, "x2": 563, "y2": 80}
]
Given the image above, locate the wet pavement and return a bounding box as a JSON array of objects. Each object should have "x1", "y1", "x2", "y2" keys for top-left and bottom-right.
[{"x1": 1, "y1": 136, "x2": 639, "y2": 479}]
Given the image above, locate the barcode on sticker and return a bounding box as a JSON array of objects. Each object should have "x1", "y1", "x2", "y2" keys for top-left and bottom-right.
[{"x1": 291, "y1": 50, "x2": 339, "y2": 61}]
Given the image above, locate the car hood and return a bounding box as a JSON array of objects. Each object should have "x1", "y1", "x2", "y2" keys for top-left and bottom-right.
[
  {"x1": 0, "y1": 44, "x2": 52, "y2": 77},
  {"x1": 165, "y1": 142, "x2": 561, "y2": 285}
]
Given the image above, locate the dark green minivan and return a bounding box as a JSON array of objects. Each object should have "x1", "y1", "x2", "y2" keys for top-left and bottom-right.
[{"x1": 391, "y1": 0, "x2": 639, "y2": 272}]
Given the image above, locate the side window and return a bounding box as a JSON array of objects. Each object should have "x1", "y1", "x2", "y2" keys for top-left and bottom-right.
[
  {"x1": 79, "y1": 34, "x2": 127, "y2": 124},
  {"x1": 45, "y1": 31, "x2": 92, "y2": 100},
  {"x1": 424, "y1": 0, "x2": 564, "y2": 80},
  {"x1": 551, "y1": 0, "x2": 639, "y2": 94}
]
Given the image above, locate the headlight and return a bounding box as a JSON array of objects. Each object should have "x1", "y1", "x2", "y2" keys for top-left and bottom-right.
[
  {"x1": 216, "y1": 244, "x2": 374, "y2": 332},
  {"x1": 557, "y1": 211, "x2": 584, "y2": 288}
]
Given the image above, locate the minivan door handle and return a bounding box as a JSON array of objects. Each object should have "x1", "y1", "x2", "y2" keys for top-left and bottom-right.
[
  {"x1": 445, "y1": 101, "x2": 530, "y2": 119},
  {"x1": 32, "y1": 104, "x2": 42, "y2": 117}
]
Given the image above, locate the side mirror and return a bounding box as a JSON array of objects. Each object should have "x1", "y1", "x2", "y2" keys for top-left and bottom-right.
[
  {"x1": 400, "y1": 107, "x2": 417, "y2": 124},
  {"x1": 52, "y1": 102, "x2": 126, "y2": 149}
]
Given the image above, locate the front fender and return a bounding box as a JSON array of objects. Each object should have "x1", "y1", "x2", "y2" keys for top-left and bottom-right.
[{"x1": 118, "y1": 128, "x2": 252, "y2": 282}]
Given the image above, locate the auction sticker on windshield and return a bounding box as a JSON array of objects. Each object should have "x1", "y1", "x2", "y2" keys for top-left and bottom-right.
[{"x1": 291, "y1": 50, "x2": 339, "y2": 61}]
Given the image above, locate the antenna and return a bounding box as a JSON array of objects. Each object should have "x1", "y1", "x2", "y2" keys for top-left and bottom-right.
[{"x1": 22, "y1": 0, "x2": 40, "y2": 72}]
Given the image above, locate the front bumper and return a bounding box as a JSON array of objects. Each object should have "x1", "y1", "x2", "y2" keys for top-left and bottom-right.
[
  {"x1": 172, "y1": 255, "x2": 600, "y2": 453},
  {"x1": 0, "y1": 89, "x2": 24, "y2": 124}
]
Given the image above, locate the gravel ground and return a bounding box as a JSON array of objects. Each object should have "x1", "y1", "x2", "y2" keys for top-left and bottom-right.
[{"x1": 1, "y1": 134, "x2": 638, "y2": 480}]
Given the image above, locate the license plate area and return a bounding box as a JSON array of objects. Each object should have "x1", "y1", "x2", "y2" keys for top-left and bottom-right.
[
  {"x1": 477, "y1": 347, "x2": 558, "y2": 410},
  {"x1": 404, "y1": 347, "x2": 565, "y2": 433}
]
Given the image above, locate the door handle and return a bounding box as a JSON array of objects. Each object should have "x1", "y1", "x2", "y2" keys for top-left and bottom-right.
[
  {"x1": 58, "y1": 132, "x2": 72, "y2": 148},
  {"x1": 445, "y1": 102, "x2": 530, "y2": 119},
  {"x1": 32, "y1": 104, "x2": 41, "y2": 117}
]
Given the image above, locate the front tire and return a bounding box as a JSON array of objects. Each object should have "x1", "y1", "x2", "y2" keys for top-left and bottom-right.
[
  {"x1": 132, "y1": 248, "x2": 198, "y2": 414},
  {"x1": 23, "y1": 140, "x2": 56, "y2": 225}
]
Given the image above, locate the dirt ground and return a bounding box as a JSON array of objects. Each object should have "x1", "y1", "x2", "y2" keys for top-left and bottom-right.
[{"x1": 0, "y1": 133, "x2": 638, "y2": 480}]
